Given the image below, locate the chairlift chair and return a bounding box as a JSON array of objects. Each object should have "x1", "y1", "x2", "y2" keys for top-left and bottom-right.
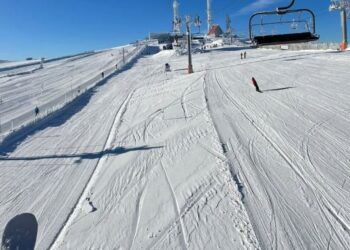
[
  {"x1": 249, "y1": 0, "x2": 319, "y2": 46},
  {"x1": 291, "y1": 18, "x2": 298, "y2": 29}
]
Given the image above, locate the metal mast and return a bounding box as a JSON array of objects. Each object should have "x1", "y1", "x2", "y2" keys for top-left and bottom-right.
[
  {"x1": 194, "y1": 15, "x2": 202, "y2": 33},
  {"x1": 341, "y1": 8, "x2": 348, "y2": 49},
  {"x1": 330, "y1": 0, "x2": 350, "y2": 50},
  {"x1": 173, "y1": 0, "x2": 181, "y2": 33},
  {"x1": 185, "y1": 16, "x2": 194, "y2": 74},
  {"x1": 226, "y1": 15, "x2": 232, "y2": 34},
  {"x1": 207, "y1": 0, "x2": 213, "y2": 33}
]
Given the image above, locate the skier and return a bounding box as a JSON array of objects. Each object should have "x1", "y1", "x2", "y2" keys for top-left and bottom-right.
[
  {"x1": 101, "y1": 72, "x2": 105, "y2": 78},
  {"x1": 165, "y1": 63, "x2": 171, "y2": 72},
  {"x1": 240, "y1": 53, "x2": 243, "y2": 60},
  {"x1": 115, "y1": 64, "x2": 118, "y2": 70},
  {"x1": 244, "y1": 51, "x2": 247, "y2": 59},
  {"x1": 251, "y1": 77, "x2": 262, "y2": 93},
  {"x1": 34, "y1": 106, "x2": 39, "y2": 116}
]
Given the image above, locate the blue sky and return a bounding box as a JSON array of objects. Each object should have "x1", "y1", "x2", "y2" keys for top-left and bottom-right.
[{"x1": 0, "y1": 0, "x2": 345, "y2": 60}]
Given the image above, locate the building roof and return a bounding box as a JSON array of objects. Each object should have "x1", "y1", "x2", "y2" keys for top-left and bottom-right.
[{"x1": 208, "y1": 25, "x2": 223, "y2": 37}]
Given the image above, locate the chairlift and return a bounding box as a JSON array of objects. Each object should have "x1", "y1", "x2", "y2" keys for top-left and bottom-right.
[
  {"x1": 259, "y1": 25, "x2": 265, "y2": 35},
  {"x1": 305, "y1": 22, "x2": 310, "y2": 32},
  {"x1": 292, "y1": 11, "x2": 303, "y2": 30},
  {"x1": 259, "y1": 16, "x2": 266, "y2": 35},
  {"x1": 249, "y1": 0, "x2": 319, "y2": 46}
]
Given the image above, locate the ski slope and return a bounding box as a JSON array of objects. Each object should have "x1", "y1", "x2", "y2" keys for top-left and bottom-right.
[
  {"x1": 203, "y1": 48, "x2": 350, "y2": 249},
  {"x1": 0, "y1": 45, "x2": 138, "y2": 137},
  {"x1": 0, "y1": 45, "x2": 350, "y2": 249}
]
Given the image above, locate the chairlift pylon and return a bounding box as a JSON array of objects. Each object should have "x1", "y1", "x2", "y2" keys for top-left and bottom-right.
[{"x1": 249, "y1": 0, "x2": 319, "y2": 46}]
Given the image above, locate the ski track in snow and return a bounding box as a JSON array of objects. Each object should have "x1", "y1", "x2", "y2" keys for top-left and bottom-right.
[
  {"x1": 160, "y1": 161, "x2": 189, "y2": 249},
  {"x1": 1, "y1": 46, "x2": 350, "y2": 249},
  {"x1": 129, "y1": 183, "x2": 147, "y2": 249},
  {"x1": 0, "y1": 46, "x2": 138, "y2": 138},
  {"x1": 49, "y1": 89, "x2": 136, "y2": 250},
  {"x1": 52, "y1": 49, "x2": 258, "y2": 249},
  {"x1": 204, "y1": 48, "x2": 350, "y2": 249}
]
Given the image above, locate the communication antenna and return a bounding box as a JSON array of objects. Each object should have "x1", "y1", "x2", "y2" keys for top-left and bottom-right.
[
  {"x1": 330, "y1": 0, "x2": 350, "y2": 10},
  {"x1": 173, "y1": 0, "x2": 181, "y2": 33},
  {"x1": 194, "y1": 15, "x2": 202, "y2": 33},
  {"x1": 207, "y1": 0, "x2": 213, "y2": 33},
  {"x1": 226, "y1": 15, "x2": 232, "y2": 35},
  {"x1": 330, "y1": 0, "x2": 350, "y2": 50}
]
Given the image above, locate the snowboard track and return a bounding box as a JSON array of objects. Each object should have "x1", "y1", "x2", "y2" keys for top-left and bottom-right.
[
  {"x1": 160, "y1": 161, "x2": 188, "y2": 249},
  {"x1": 202, "y1": 72, "x2": 264, "y2": 248},
  {"x1": 49, "y1": 89, "x2": 136, "y2": 250},
  {"x1": 211, "y1": 69, "x2": 350, "y2": 249}
]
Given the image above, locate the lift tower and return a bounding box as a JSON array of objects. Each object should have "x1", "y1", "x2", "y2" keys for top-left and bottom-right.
[
  {"x1": 207, "y1": 0, "x2": 213, "y2": 33},
  {"x1": 330, "y1": 0, "x2": 350, "y2": 50}
]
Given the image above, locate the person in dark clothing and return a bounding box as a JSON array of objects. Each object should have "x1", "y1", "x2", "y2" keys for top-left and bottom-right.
[
  {"x1": 244, "y1": 51, "x2": 247, "y2": 59},
  {"x1": 240, "y1": 53, "x2": 243, "y2": 59},
  {"x1": 101, "y1": 72, "x2": 105, "y2": 78},
  {"x1": 165, "y1": 63, "x2": 171, "y2": 72},
  {"x1": 252, "y1": 77, "x2": 262, "y2": 93},
  {"x1": 34, "y1": 106, "x2": 39, "y2": 116}
]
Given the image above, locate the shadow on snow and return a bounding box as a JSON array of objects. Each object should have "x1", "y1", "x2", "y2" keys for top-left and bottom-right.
[
  {"x1": 1, "y1": 213, "x2": 38, "y2": 250},
  {"x1": 262, "y1": 87, "x2": 295, "y2": 92},
  {"x1": 0, "y1": 146, "x2": 162, "y2": 162}
]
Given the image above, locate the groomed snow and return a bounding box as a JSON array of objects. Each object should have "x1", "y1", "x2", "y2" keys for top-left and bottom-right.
[
  {"x1": 0, "y1": 45, "x2": 350, "y2": 249},
  {"x1": 0, "y1": 45, "x2": 136, "y2": 132}
]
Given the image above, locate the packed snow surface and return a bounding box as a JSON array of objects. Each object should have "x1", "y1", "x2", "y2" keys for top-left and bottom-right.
[
  {"x1": 0, "y1": 45, "x2": 350, "y2": 249},
  {"x1": 0, "y1": 46, "x2": 136, "y2": 129}
]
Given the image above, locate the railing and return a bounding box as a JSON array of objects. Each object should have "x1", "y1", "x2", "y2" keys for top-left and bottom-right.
[
  {"x1": 262, "y1": 42, "x2": 340, "y2": 50},
  {"x1": 0, "y1": 43, "x2": 149, "y2": 143}
]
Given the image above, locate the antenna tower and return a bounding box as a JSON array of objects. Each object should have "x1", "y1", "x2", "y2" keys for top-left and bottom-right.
[
  {"x1": 173, "y1": 0, "x2": 181, "y2": 33},
  {"x1": 226, "y1": 15, "x2": 232, "y2": 34},
  {"x1": 207, "y1": 0, "x2": 213, "y2": 33}
]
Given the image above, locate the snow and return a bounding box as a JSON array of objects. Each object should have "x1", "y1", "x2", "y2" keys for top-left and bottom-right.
[
  {"x1": 0, "y1": 44, "x2": 350, "y2": 249},
  {"x1": 0, "y1": 45, "x2": 142, "y2": 139},
  {"x1": 0, "y1": 60, "x2": 41, "y2": 71},
  {"x1": 203, "y1": 48, "x2": 350, "y2": 249}
]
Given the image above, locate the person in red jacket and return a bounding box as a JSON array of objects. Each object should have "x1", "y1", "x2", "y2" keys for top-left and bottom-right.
[{"x1": 251, "y1": 77, "x2": 262, "y2": 93}]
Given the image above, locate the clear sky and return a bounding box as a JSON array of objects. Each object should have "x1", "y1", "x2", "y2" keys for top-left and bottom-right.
[{"x1": 0, "y1": 0, "x2": 346, "y2": 60}]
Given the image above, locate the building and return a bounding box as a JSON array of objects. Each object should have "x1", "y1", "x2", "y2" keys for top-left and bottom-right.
[
  {"x1": 208, "y1": 25, "x2": 223, "y2": 38},
  {"x1": 149, "y1": 33, "x2": 173, "y2": 43}
]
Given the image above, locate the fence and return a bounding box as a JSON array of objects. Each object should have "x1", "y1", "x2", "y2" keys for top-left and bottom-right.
[
  {"x1": 263, "y1": 42, "x2": 340, "y2": 51},
  {"x1": 0, "y1": 43, "x2": 149, "y2": 143}
]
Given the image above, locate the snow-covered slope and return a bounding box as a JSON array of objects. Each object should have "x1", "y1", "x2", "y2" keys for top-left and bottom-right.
[
  {"x1": 203, "y1": 48, "x2": 350, "y2": 249},
  {"x1": 0, "y1": 45, "x2": 349, "y2": 249},
  {"x1": 0, "y1": 45, "x2": 140, "y2": 138}
]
